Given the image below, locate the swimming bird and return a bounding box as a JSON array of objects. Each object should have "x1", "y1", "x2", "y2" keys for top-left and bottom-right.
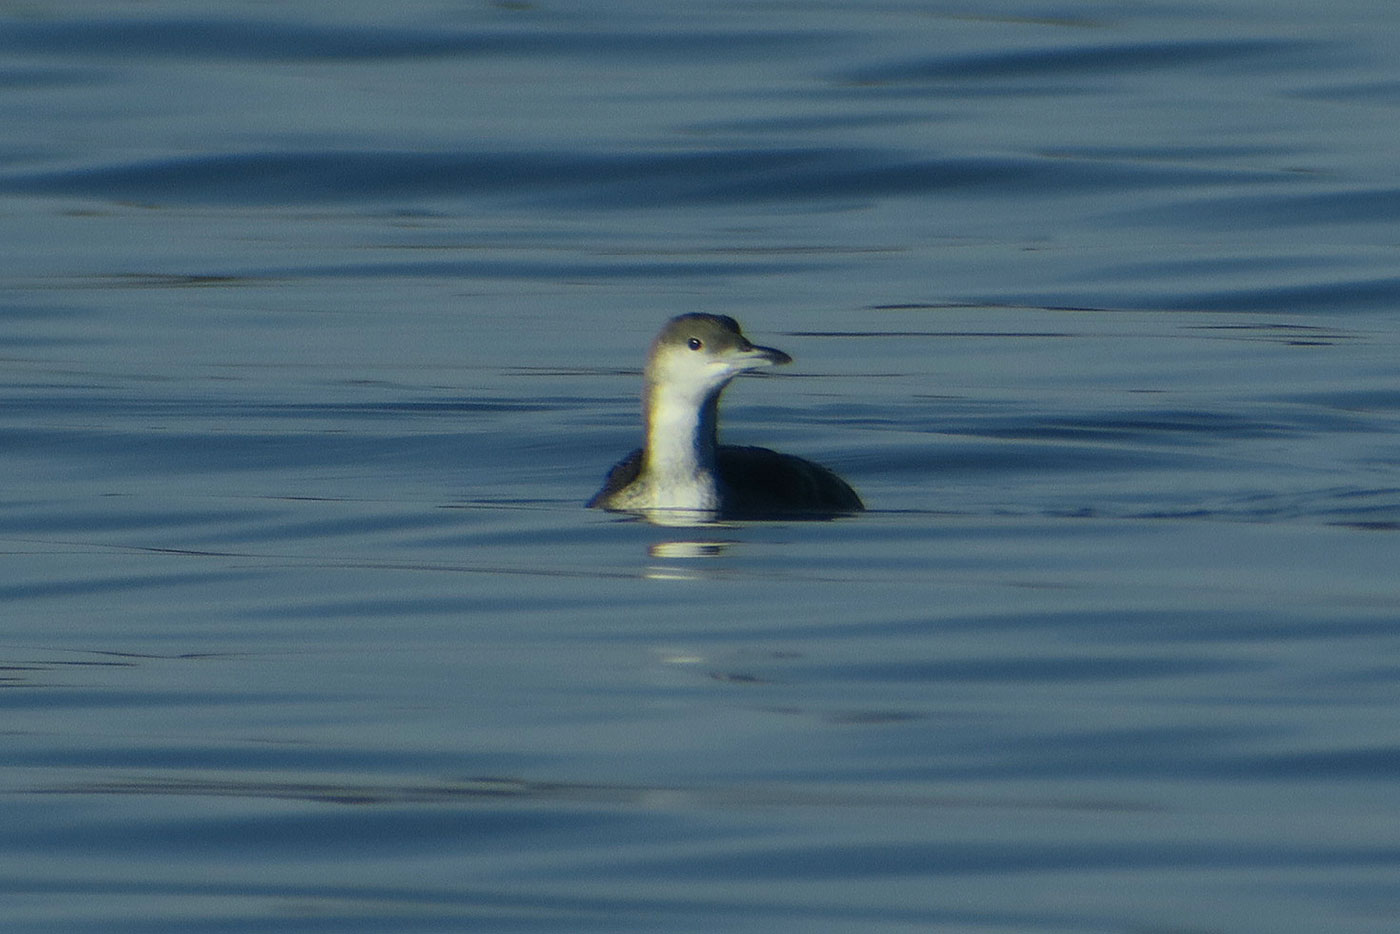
[{"x1": 589, "y1": 313, "x2": 863, "y2": 520}]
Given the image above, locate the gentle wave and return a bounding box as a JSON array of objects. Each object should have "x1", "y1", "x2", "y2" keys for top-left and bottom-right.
[
  {"x1": 0, "y1": 147, "x2": 1273, "y2": 206},
  {"x1": 835, "y1": 37, "x2": 1325, "y2": 84},
  {"x1": 0, "y1": 17, "x2": 823, "y2": 62}
]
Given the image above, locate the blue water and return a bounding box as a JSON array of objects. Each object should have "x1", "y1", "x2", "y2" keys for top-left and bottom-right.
[{"x1": 3, "y1": 2, "x2": 1399, "y2": 932}]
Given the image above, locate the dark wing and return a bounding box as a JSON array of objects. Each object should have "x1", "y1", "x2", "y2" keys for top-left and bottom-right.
[
  {"x1": 587, "y1": 447, "x2": 643, "y2": 508},
  {"x1": 716, "y1": 445, "x2": 864, "y2": 519}
]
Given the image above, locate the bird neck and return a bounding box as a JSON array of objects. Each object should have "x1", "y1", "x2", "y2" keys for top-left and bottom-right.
[{"x1": 641, "y1": 378, "x2": 722, "y2": 482}]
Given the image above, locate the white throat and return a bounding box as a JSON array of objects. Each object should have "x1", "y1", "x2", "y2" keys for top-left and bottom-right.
[{"x1": 641, "y1": 378, "x2": 725, "y2": 511}]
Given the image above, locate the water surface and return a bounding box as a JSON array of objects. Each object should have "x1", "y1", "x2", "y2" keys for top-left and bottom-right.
[{"x1": 3, "y1": 2, "x2": 1399, "y2": 932}]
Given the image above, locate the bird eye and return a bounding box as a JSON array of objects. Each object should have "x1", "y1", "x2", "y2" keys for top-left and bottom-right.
[{"x1": 687, "y1": 337, "x2": 703, "y2": 351}]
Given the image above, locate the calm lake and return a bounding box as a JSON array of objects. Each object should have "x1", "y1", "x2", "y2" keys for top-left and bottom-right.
[{"x1": 3, "y1": 1, "x2": 1399, "y2": 932}]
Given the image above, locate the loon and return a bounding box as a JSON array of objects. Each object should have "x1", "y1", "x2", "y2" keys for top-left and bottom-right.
[{"x1": 589, "y1": 313, "x2": 863, "y2": 520}]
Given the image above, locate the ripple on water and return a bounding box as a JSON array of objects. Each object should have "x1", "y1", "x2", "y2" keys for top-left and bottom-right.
[{"x1": 4, "y1": 3, "x2": 1400, "y2": 933}]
